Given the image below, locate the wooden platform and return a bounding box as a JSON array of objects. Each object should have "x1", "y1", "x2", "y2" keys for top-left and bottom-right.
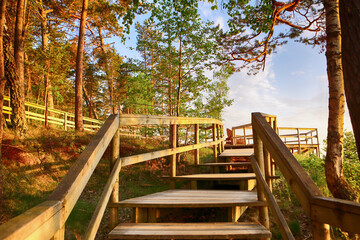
[
  {"x1": 172, "y1": 173, "x2": 256, "y2": 181},
  {"x1": 109, "y1": 222, "x2": 271, "y2": 239},
  {"x1": 219, "y1": 149, "x2": 254, "y2": 157},
  {"x1": 113, "y1": 190, "x2": 265, "y2": 208}
]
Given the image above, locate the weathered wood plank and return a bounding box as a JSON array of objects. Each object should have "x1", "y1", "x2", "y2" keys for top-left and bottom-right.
[
  {"x1": 311, "y1": 196, "x2": 360, "y2": 234},
  {"x1": 172, "y1": 173, "x2": 256, "y2": 181},
  {"x1": 0, "y1": 201, "x2": 62, "y2": 240},
  {"x1": 197, "y1": 162, "x2": 251, "y2": 167},
  {"x1": 109, "y1": 222, "x2": 271, "y2": 239},
  {"x1": 119, "y1": 114, "x2": 223, "y2": 126},
  {"x1": 112, "y1": 190, "x2": 266, "y2": 208},
  {"x1": 219, "y1": 149, "x2": 254, "y2": 157}
]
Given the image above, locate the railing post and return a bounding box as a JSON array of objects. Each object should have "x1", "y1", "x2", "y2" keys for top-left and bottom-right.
[
  {"x1": 212, "y1": 123, "x2": 218, "y2": 163},
  {"x1": 263, "y1": 148, "x2": 272, "y2": 192},
  {"x1": 297, "y1": 128, "x2": 301, "y2": 154},
  {"x1": 64, "y1": 113, "x2": 68, "y2": 131},
  {"x1": 312, "y1": 221, "x2": 330, "y2": 240},
  {"x1": 220, "y1": 125, "x2": 225, "y2": 152},
  {"x1": 194, "y1": 124, "x2": 200, "y2": 173},
  {"x1": 216, "y1": 124, "x2": 221, "y2": 153},
  {"x1": 109, "y1": 126, "x2": 120, "y2": 230},
  {"x1": 232, "y1": 128, "x2": 236, "y2": 145},
  {"x1": 170, "y1": 124, "x2": 177, "y2": 189},
  {"x1": 253, "y1": 127, "x2": 270, "y2": 233}
]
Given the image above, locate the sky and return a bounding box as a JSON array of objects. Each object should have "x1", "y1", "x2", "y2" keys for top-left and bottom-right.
[{"x1": 111, "y1": 2, "x2": 353, "y2": 153}]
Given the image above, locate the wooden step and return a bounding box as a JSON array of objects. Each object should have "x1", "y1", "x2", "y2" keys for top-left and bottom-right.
[
  {"x1": 219, "y1": 149, "x2": 254, "y2": 158},
  {"x1": 109, "y1": 222, "x2": 271, "y2": 239},
  {"x1": 172, "y1": 173, "x2": 256, "y2": 181},
  {"x1": 112, "y1": 190, "x2": 266, "y2": 208},
  {"x1": 197, "y1": 162, "x2": 252, "y2": 167},
  {"x1": 225, "y1": 144, "x2": 254, "y2": 149}
]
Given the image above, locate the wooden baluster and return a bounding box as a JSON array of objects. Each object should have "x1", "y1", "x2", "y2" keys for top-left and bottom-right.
[
  {"x1": 221, "y1": 125, "x2": 225, "y2": 152},
  {"x1": 109, "y1": 127, "x2": 120, "y2": 230},
  {"x1": 264, "y1": 148, "x2": 272, "y2": 192},
  {"x1": 170, "y1": 124, "x2": 177, "y2": 189},
  {"x1": 232, "y1": 128, "x2": 235, "y2": 146},
  {"x1": 64, "y1": 113, "x2": 68, "y2": 131},
  {"x1": 216, "y1": 124, "x2": 221, "y2": 153},
  {"x1": 253, "y1": 128, "x2": 270, "y2": 234},
  {"x1": 212, "y1": 124, "x2": 218, "y2": 163},
  {"x1": 297, "y1": 128, "x2": 301, "y2": 154},
  {"x1": 194, "y1": 124, "x2": 200, "y2": 174}
]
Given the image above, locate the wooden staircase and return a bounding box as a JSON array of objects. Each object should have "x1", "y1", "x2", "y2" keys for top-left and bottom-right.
[
  {"x1": 5, "y1": 114, "x2": 359, "y2": 240},
  {"x1": 108, "y1": 147, "x2": 273, "y2": 239}
]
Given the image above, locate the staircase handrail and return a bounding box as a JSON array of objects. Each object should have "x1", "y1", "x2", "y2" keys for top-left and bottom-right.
[
  {"x1": 252, "y1": 112, "x2": 360, "y2": 239},
  {"x1": 0, "y1": 114, "x2": 224, "y2": 240}
]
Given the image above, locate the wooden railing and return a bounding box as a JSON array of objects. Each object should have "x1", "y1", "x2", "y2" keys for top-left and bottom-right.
[
  {"x1": 2, "y1": 96, "x2": 103, "y2": 132},
  {"x1": 0, "y1": 114, "x2": 224, "y2": 240},
  {"x1": 277, "y1": 127, "x2": 320, "y2": 157},
  {"x1": 252, "y1": 112, "x2": 360, "y2": 239}
]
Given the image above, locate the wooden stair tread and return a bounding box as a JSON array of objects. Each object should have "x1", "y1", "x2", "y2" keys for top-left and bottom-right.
[
  {"x1": 219, "y1": 149, "x2": 254, "y2": 157},
  {"x1": 225, "y1": 144, "x2": 254, "y2": 149},
  {"x1": 113, "y1": 190, "x2": 266, "y2": 207},
  {"x1": 172, "y1": 173, "x2": 256, "y2": 180},
  {"x1": 197, "y1": 162, "x2": 251, "y2": 167},
  {"x1": 108, "y1": 222, "x2": 271, "y2": 239}
]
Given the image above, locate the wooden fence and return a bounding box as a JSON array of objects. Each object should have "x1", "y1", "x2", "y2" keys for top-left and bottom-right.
[
  {"x1": 2, "y1": 96, "x2": 103, "y2": 132},
  {"x1": 0, "y1": 114, "x2": 224, "y2": 240}
]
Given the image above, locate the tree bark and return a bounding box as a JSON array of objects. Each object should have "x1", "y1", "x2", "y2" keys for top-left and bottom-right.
[
  {"x1": 176, "y1": 33, "x2": 182, "y2": 117},
  {"x1": 339, "y1": 0, "x2": 360, "y2": 170},
  {"x1": 12, "y1": 0, "x2": 27, "y2": 136},
  {"x1": 0, "y1": 0, "x2": 8, "y2": 214},
  {"x1": 324, "y1": 0, "x2": 358, "y2": 201},
  {"x1": 75, "y1": 0, "x2": 89, "y2": 131}
]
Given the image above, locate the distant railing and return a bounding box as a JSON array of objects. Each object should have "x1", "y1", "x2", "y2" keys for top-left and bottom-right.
[
  {"x1": 0, "y1": 114, "x2": 224, "y2": 240},
  {"x1": 252, "y1": 112, "x2": 360, "y2": 239},
  {"x1": 3, "y1": 96, "x2": 103, "y2": 132},
  {"x1": 277, "y1": 127, "x2": 320, "y2": 157},
  {"x1": 229, "y1": 120, "x2": 319, "y2": 157}
]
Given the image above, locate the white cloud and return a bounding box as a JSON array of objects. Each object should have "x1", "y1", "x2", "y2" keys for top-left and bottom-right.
[
  {"x1": 290, "y1": 71, "x2": 305, "y2": 75},
  {"x1": 214, "y1": 16, "x2": 225, "y2": 30}
]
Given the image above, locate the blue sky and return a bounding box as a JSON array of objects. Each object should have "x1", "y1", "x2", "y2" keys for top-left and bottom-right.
[{"x1": 111, "y1": 2, "x2": 353, "y2": 152}]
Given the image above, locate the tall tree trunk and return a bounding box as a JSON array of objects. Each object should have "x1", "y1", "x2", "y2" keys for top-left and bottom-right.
[
  {"x1": 98, "y1": 27, "x2": 115, "y2": 114},
  {"x1": 13, "y1": 0, "x2": 27, "y2": 136},
  {"x1": 168, "y1": 40, "x2": 173, "y2": 116},
  {"x1": 176, "y1": 33, "x2": 182, "y2": 117},
  {"x1": 324, "y1": 0, "x2": 358, "y2": 201},
  {"x1": 75, "y1": 0, "x2": 88, "y2": 131},
  {"x1": 0, "y1": 0, "x2": 8, "y2": 213},
  {"x1": 339, "y1": 0, "x2": 360, "y2": 168},
  {"x1": 40, "y1": 5, "x2": 54, "y2": 127}
]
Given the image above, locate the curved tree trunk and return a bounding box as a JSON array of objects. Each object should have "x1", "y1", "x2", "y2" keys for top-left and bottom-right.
[
  {"x1": 339, "y1": 0, "x2": 360, "y2": 168},
  {"x1": 324, "y1": 0, "x2": 358, "y2": 201},
  {"x1": 75, "y1": 0, "x2": 88, "y2": 131}
]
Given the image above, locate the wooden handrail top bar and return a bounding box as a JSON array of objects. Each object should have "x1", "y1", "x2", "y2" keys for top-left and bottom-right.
[
  {"x1": 252, "y1": 112, "x2": 322, "y2": 216},
  {"x1": 119, "y1": 114, "x2": 223, "y2": 126},
  {"x1": 277, "y1": 127, "x2": 317, "y2": 131},
  {"x1": 279, "y1": 134, "x2": 317, "y2": 139},
  {"x1": 232, "y1": 123, "x2": 252, "y2": 129},
  {"x1": 310, "y1": 196, "x2": 360, "y2": 234},
  {"x1": 49, "y1": 115, "x2": 119, "y2": 220}
]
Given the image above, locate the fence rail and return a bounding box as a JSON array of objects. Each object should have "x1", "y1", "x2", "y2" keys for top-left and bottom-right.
[{"x1": 3, "y1": 96, "x2": 103, "y2": 131}]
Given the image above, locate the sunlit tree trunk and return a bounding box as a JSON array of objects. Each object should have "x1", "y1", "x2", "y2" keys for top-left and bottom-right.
[
  {"x1": 340, "y1": 0, "x2": 360, "y2": 177},
  {"x1": 12, "y1": 0, "x2": 27, "y2": 136},
  {"x1": 75, "y1": 0, "x2": 89, "y2": 131},
  {"x1": 324, "y1": 0, "x2": 358, "y2": 201},
  {"x1": 0, "y1": 0, "x2": 8, "y2": 213}
]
